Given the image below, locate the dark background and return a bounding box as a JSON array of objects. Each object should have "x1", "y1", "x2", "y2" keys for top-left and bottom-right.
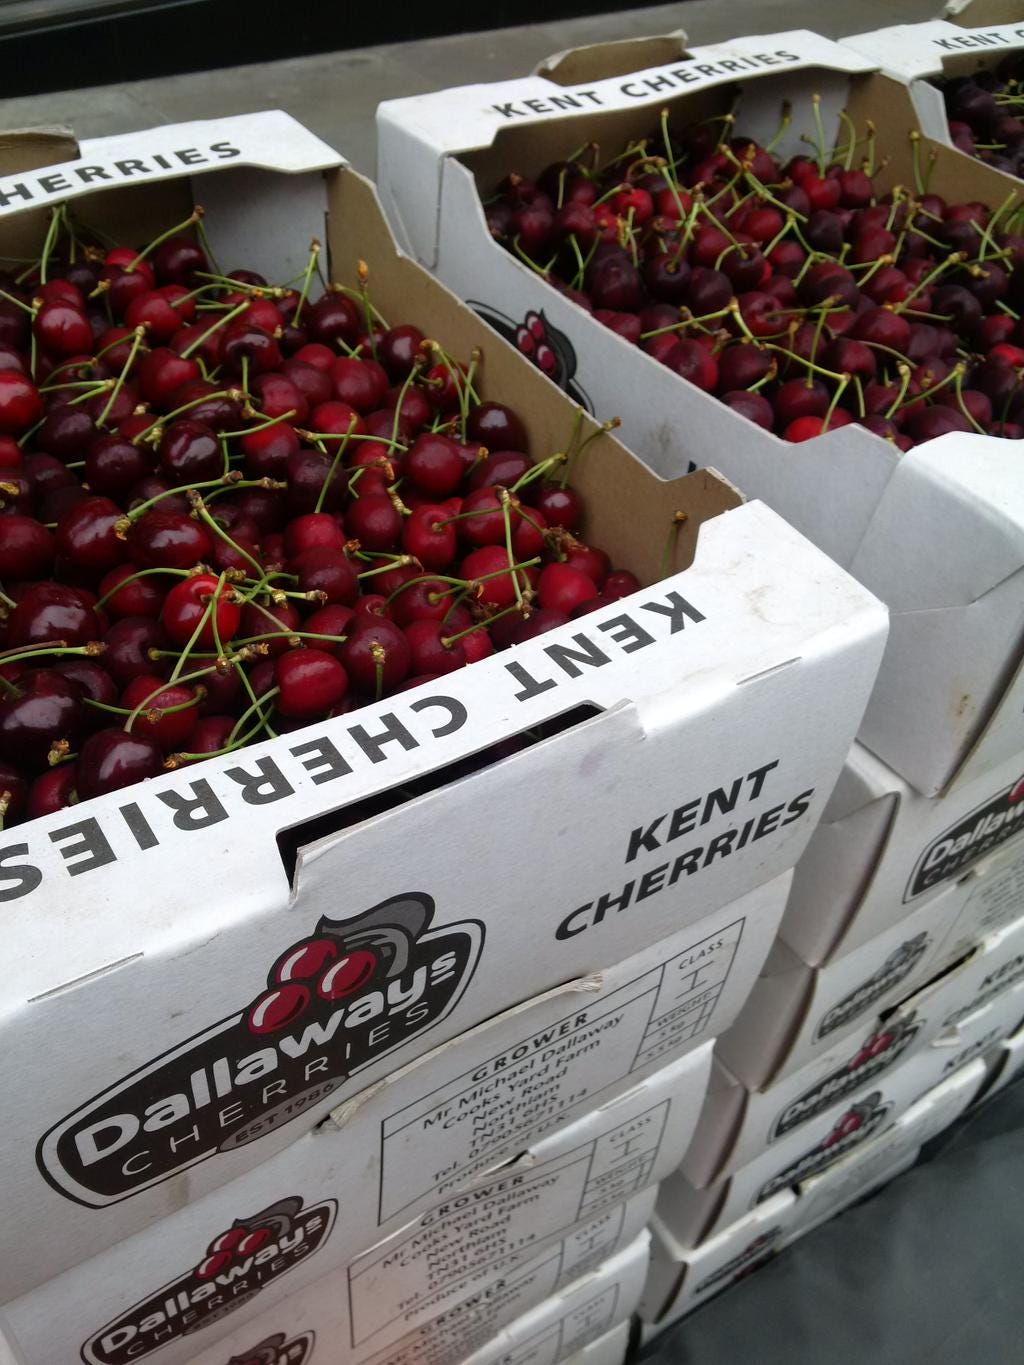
[{"x1": 0, "y1": 0, "x2": 662, "y2": 96}]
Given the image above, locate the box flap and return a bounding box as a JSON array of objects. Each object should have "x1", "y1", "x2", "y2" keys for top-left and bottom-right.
[
  {"x1": 0, "y1": 111, "x2": 341, "y2": 220},
  {"x1": 844, "y1": 20, "x2": 1024, "y2": 80},
  {"x1": 537, "y1": 32, "x2": 689, "y2": 83},
  {"x1": 946, "y1": 0, "x2": 1024, "y2": 23}
]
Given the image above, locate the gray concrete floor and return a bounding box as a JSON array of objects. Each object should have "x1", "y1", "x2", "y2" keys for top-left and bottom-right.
[{"x1": 3, "y1": 0, "x2": 942, "y2": 173}]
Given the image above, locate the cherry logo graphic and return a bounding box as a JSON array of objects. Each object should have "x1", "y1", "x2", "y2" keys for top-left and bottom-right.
[
  {"x1": 40, "y1": 895, "x2": 483, "y2": 1207},
  {"x1": 468, "y1": 301, "x2": 591, "y2": 409},
  {"x1": 242, "y1": 897, "x2": 432, "y2": 1036},
  {"x1": 226, "y1": 1331, "x2": 315, "y2": 1365},
  {"x1": 82, "y1": 1199, "x2": 335, "y2": 1365},
  {"x1": 906, "y1": 776, "x2": 1024, "y2": 901},
  {"x1": 822, "y1": 1095, "x2": 880, "y2": 1148},
  {"x1": 816, "y1": 936, "x2": 929, "y2": 1040}
]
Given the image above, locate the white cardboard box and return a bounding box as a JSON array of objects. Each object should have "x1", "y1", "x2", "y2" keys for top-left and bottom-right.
[
  {"x1": 843, "y1": 19, "x2": 1024, "y2": 146},
  {"x1": 0, "y1": 874, "x2": 785, "y2": 1302},
  {"x1": 640, "y1": 1191, "x2": 798, "y2": 1331},
  {"x1": 659, "y1": 1037, "x2": 983, "y2": 1244},
  {"x1": 981, "y1": 1020, "x2": 1024, "y2": 1098},
  {"x1": 677, "y1": 966, "x2": 1016, "y2": 1185},
  {"x1": 558, "y1": 1322, "x2": 630, "y2": 1365},
  {"x1": 174, "y1": 1227, "x2": 649, "y2": 1365},
  {"x1": 790, "y1": 1057, "x2": 987, "y2": 1238},
  {"x1": 376, "y1": 35, "x2": 1024, "y2": 798},
  {"x1": 0, "y1": 115, "x2": 887, "y2": 1290},
  {"x1": 1, "y1": 1049, "x2": 700, "y2": 1365},
  {"x1": 717, "y1": 877, "x2": 969, "y2": 1088},
  {"x1": 782, "y1": 745, "x2": 1024, "y2": 965},
  {"x1": 682, "y1": 978, "x2": 1012, "y2": 1192},
  {"x1": 888, "y1": 912, "x2": 1024, "y2": 1037},
  {"x1": 940, "y1": 843, "x2": 1024, "y2": 964}
]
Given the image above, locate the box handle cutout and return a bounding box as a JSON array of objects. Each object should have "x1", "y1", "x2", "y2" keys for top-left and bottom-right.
[{"x1": 276, "y1": 703, "x2": 601, "y2": 886}]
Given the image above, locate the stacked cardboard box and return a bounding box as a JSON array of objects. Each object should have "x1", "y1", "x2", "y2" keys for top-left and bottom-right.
[
  {"x1": 375, "y1": 30, "x2": 1024, "y2": 1342},
  {"x1": 0, "y1": 112, "x2": 890, "y2": 1365}
]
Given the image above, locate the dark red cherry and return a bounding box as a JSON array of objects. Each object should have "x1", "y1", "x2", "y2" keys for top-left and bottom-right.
[
  {"x1": 56, "y1": 495, "x2": 126, "y2": 574},
  {"x1": 76, "y1": 727, "x2": 163, "y2": 799},
  {"x1": 0, "y1": 669, "x2": 84, "y2": 768},
  {"x1": 0, "y1": 515, "x2": 54, "y2": 579},
  {"x1": 8, "y1": 583, "x2": 100, "y2": 647}
]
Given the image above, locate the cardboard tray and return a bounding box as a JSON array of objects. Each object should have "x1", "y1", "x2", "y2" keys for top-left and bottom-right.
[
  {"x1": 375, "y1": 31, "x2": 1024, "y2": 798},
  {"x1": 844, "y1": 17, "x2": 1024, "y2": 147},
  {"x1": 0, "y1": 112, "x2": 888, "y2": 1287}
]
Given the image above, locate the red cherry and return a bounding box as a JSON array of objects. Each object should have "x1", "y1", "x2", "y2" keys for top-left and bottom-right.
[
  {"x1": 33, "y1": 301, "x2": 93, "y2": 357},
  {"x1": 1008, "y1": 777, "x2": 1024, "y2": 805},
  {"x1": 0, "y1": 670, "x2": 84, "y2": 769},
  {"x1": 56, "y1": 495, "x2": 127, "y2": 574},
  {"x1": 537, "y1": 563, "x2": 596, "y2": 614},
  {"x1": 0, "y1": 515, "x2": 54, "y2": 579},
  {"x1": 404, "y1": 619, "x2": 467, "y2": 676},
  {"x1": 247, "y1": 983, "x2": 311, "y2": 1034},
  {"x1": 8, "y1": 583, "x2": 100, "y2": 647},
  {"x1": 161, "y1": 574, "x2": 241, "y2": 648},
  {"x1": 76, "y1": 728, "x2": 163, "y2": 799},
  {"x1": 275, "y1": 649, "x2": 349, "y2": 718},
  {"x1": 293, "y1": 547, "x2": 359, "y2": 605},
  {"x1": 340, "y1": 615, "x2": 411, "y2": 693},
  {"x1": 121, "y1": 674, "x2": 201, "y2": 751},
  {"x1": 0, "y1": 372, "x2": 43, "y2": 434},
  {"x1": 318, "y1": 949, "x2": 378, "y2": 1000},
  {"x1": 461, "y1": 545, "x2": 537, "y2": 609},
  {"x1": 26, "y1": 764, "x2": 78, "y2": 819}
]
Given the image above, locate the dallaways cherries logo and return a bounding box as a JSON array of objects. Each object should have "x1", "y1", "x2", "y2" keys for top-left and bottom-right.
[
  {"x1": 757, "y1": 1094, "x2": 892, "y2": 1203},
  {"x1": 39, "y1": 894, "x2": 482, "y2": 1206},
  {"x1": 773, "y1": 1014, "x2": 920, "y2": 1138},
  {"x1": 905, "y1": 773, "x2": 1024, "y2": 901},
  {"x1": 225, "y1": 1329, "x2": 315, "y2": 1365},
  {"x1": 814, "y1": 935, "x2": 930, "y2": 1040},
  {"x1": 82, "y1": 1197, "x2": 334, "y2": 1365}
]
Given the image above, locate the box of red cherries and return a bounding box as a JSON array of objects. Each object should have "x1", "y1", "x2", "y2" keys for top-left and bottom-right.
[{"x1": 0, "y1": 110, "x2": 885, "y2": 1300}]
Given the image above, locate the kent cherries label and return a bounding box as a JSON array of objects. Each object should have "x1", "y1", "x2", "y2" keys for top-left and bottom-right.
[
  {"x1": 225, "y1": 1329, "x2": 315, "y2": 1365},
  {"x1": 773, "y1": 1015, "x2": 920, "y2": 1138},
  {"x1": 814, "y1": 935, "x2": 930, "y2": 1040},
  {"x1": 81, "y1": 1198, "x2": 334, "y2": 1365},
  {"x1": 39, "y1": 894, "x2": 482, "y2": 1206},
  {"x1": 756, "y1": 1095, "x2": 892, "y2": 1203},
  {"x1": 906, "y1": 774, "x2": 1024, "y2": 902}
]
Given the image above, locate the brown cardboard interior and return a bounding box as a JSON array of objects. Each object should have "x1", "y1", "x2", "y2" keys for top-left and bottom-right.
[
  {"x1": 326, "y1": 166, "x2": 743, "y2": 586},
  {"x1": 947, "y1": 0, "x2": 1023, "y2": 24},
  {"x1": 538, "y1": 33, "x2": 690, "y2": 86},
  {"x1": 844, "y1": 71, "x2": 1024, "y2": 207},
  {"x1": 0, "y1": 128, "x2": 743, "y2": 590}
]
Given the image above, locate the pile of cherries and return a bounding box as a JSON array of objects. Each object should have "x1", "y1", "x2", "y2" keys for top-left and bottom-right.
[
  {"x1": 944, "y1": 62, "x2": 1024, "y2": 177},
  {"x1": 0, "y1": 208, "x2": 639, "y2": 826},
  {"x1": 485, "y1": 104, "x2": 1024, "y2": 444}
]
